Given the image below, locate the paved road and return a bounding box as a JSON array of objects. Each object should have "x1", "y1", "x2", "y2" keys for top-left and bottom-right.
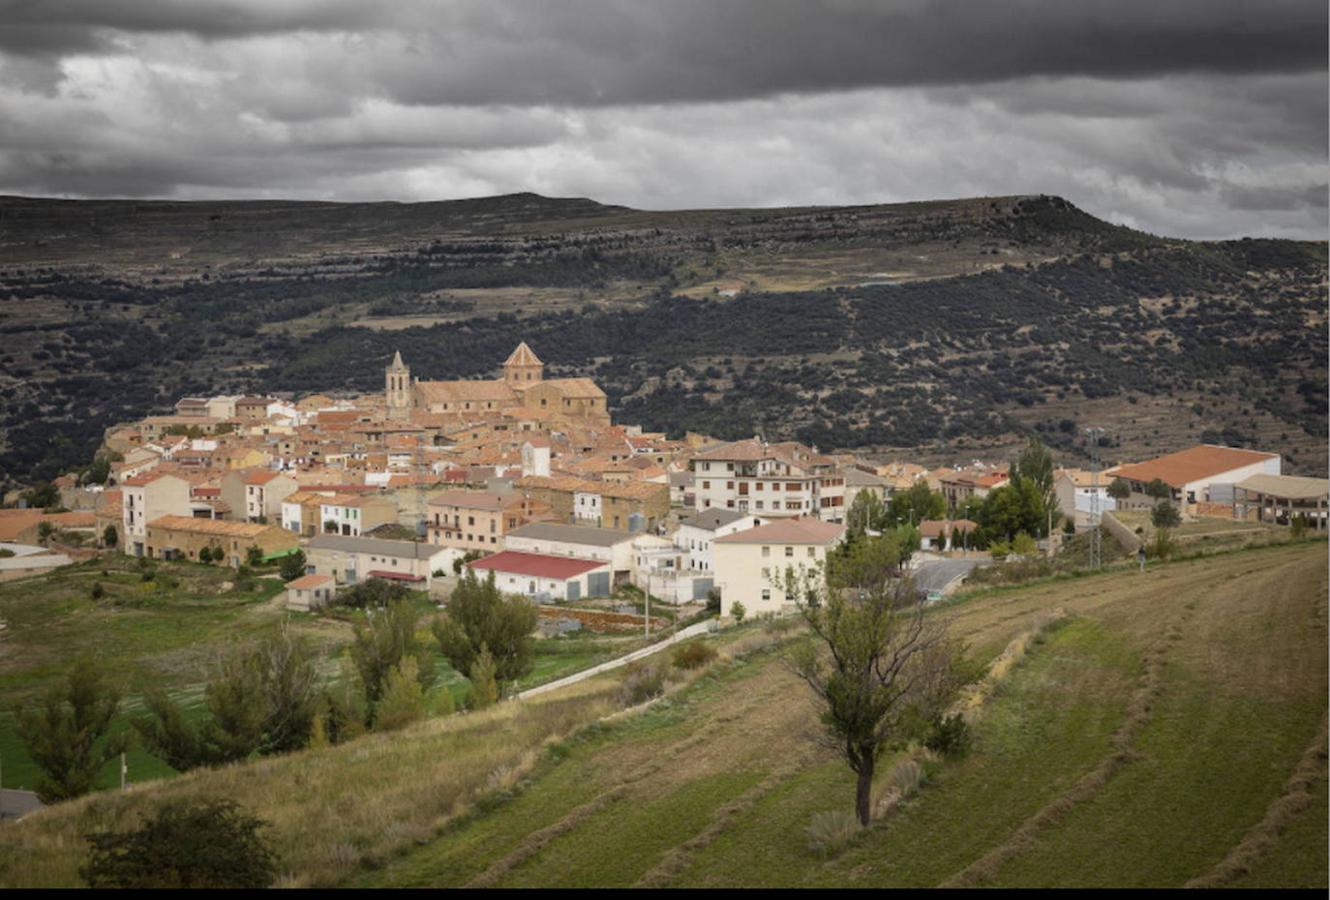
[
  {"x1": 515, "y1": 620, "x2": 715, "y2": 701},
  {"x1": 912, "y1": 558, "x2": 986, "y2": 597}
]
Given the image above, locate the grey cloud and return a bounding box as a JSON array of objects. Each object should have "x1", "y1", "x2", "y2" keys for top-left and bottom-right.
[{"x1": 1, "y1": 1, "x2": 1324, "y2": 105}]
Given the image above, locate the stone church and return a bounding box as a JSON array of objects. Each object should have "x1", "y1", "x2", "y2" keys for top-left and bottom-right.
[{"x1": 386, "y1": 343, "x2": 609, "y2": 423}]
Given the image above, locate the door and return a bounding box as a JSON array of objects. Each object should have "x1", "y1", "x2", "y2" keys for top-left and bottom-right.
[
  {"x1": 566, "y1": 581, "x2": 581, "y2": 602},
  {"x1": 692, "y1": 577, "x2": 714, "y2": 601},
  {"x1": 587, "y1": 571, "x2": 610, "y2": 597}
]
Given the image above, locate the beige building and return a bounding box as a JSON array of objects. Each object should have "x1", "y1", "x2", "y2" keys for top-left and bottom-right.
[
  {"x1": 145, "y1": 515, "x2": 298, "y2": 568},
  {"x1": 385, "y1": 343, "x2": 610, "y2": 425},
  {"x1": 220, "y1": 469, "x2": 300, "y2": 523},
  {"x1": 689, "y1": 439, "x2": 843, "y2": 520},
  {"x1": 285, "y1": 574, "x2": 336, "y2": 611},
  {"x1": 427, "y1": 489, "x2": 553, "y2": 552},
  {"x1": 305, "y1": 534, "x2": 457, "y2": 588},
  {"x1": 318, "y1": 493, "x2": 398, "y2": 537},
  {"x1": 122, "y1": 472, "x2": 193, "y2": 557},
  {"x1": 713, "y1": 517, "x2": 844, "y2": 618},
  {"x1": 514, "y1": 475, "x2": 669, "y2": 531}
]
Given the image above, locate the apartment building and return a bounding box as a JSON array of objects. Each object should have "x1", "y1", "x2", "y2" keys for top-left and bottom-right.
[
  {"x1": 427, "y1": 489, "x2": 553, "y2": 553},
  {"x1": 689, "y1": 439, "x2": 844, "y2": 520}
]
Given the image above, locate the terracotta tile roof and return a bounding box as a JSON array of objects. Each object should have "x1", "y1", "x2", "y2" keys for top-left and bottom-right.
[
  {"x1": 919, "y1": 518, "x2": 978, "y2": 538},
  {"x1": 504, "y1": 342, "x2": 544, "y2": 367},
  {"x1": 714, "y1": 517, "x2": 844, "y2": 545},
  {"x1": 287, "y1": 574, "x2": 334, "y2": 590},
  {"x1": 1111, "y1": 445, "x2": 1279, "y2": 489},
  {"x1": 428, "y1": 490, "x2": 510, "y2": 511},
  {"x1": 692, "y1": 438, "x2": 770, "y2": 462},
  {"x1": 540, "y1": 377, "x2": 605, "y2": 398},
  {"x1": 417, "y1": 379, "x2": 516, "y2": 404},
  {"x1": 146, "y1": 516, "x2": 276, "y2": 537},
  {"x1": 470, "y1": 550, "x2": 606, "y2": 580}
]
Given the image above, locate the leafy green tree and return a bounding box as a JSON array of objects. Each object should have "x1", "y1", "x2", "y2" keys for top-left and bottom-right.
[
  {"x1": 1011, "y1": 532, "x2": 1039, "y2": 557},
  {"x1": 845, "y1": 490, "x2": 885, "y2": 543},
  {"x1": 978, "y1": 479, "x2": 1045, "y2": 546},
  {"x1": 334, "y1": 575, "x2": 408, "y2": 609},
  {"x1": 134, "y1": 627, "x2": 319, "y2": 770},
  {"x1": 84, "y1": 456, "x2": 111, "y2": 486},
  {"x1": 1011, "y1": 437, "x2": 1057, "y2": 535},
  {"x1": 14, "y1": 658, "x2": 126, "y2": 802},
  {"x1": 1144, "y1": 478, "x2": 1173, "y2": 501},
  {"x1": 466, "y1": 647, "x2": 500, "y2": 710},
  {"x1": 245, "y1": 545, "x2": 264, "y2": 567},
  {"x1": 278, "y1": 549, "x2": 307, "y2": 582},
  {"x1": 730, "y1": 600, "x2": 747, "y2": 623},
  {"x1": 432, "y1": 569, "x2": 537, "y2": 686},
  {"x1": 828, "y1": 533, "x2": 904, "y2": 597},
  {"x1": 451, "y1": 549, "x2": 485, "y2": 575},
  {"x1": 81, "y1": 799, "x2": 277, "y2": 888},
  {"x1": 352, "y1": 599, "x2": 435, "y2": 714},
  {"x1": 375, "y1": 657, "x2": 428, "y2": 731},
  {"x1": 1107, "y1": 478, "x2": 1131, "y2": 501},
  {"x1": 1151, "y1": 500, "x2": 1181, "y2": 530},
  {"x1": 37, "y1": 521, "x2": 56, "y2": 544},
  {"x1": 888, "y1": 481, "x2": 945, "y2": 527},
  {"x1": 781, "y1": 549, "x2": 955, "y2": 826},
  {"x1": 25, "y1": 481, "x2": 60, "y2": 509},
  {"x1": 102, "y1": 524, "x2": 118, "y2": 548}
]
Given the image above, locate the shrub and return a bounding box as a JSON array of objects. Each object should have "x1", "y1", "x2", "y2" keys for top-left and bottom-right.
[
  {"x1": 886, "y1": 758, "x2": 927, "y2": 797},
  {"x1": 671, "y1": 641, "x2": 717, "y2": 671},
  {"x1": 90, "y1": 582, "x2": 105, "y2": 601},
  {"x1": 279, "y1": 549, "x2": 307, "y2": 582},
  {"x1": 374, "y1": 657, "x2": 427, "y2": 732},
  {"x1": 925, "y1": 713, "x2": 972, "y2": 758},
  {"x1": 466, "y1": 647, "x2": 499, "y2": 711},
  {"x1": 81, "y1": 799, "x2": 277, "y2": 888},
  {"x1": 730, "y1": 600, "x2": 747, "y2": 623},
  {"x1": 705, "y1": 587, "x2": 721, "y2": 615},
  {"x1": 619, "y1": 661, "x2": 666, "y2": 707},
  {"x1": 806, "y1": 809, "x2": 861, "y2": 857},
  {"x1": 1290, "y1": 514, "x2": 1308, "y2": 540}
]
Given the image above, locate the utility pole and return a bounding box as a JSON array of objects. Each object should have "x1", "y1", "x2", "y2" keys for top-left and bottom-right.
[
  {"x1": 120, "y1": 752, "x2": 127, "y2": 791},
  {"x1": 644, "y1": 572, "x2": 651, "y2": 639},
  {"x1": 1085, "y1": 427, "x2": 1104, "y2": 570}
]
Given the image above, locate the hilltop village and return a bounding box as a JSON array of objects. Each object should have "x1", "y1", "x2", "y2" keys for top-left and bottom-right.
[{"x1": 5, "y1": 342, "x2": 1325, "y2": 616}]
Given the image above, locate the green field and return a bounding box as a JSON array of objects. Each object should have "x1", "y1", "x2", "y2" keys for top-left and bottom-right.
[
  {"x1": 0, "y1": 556, "x2": 629, "y2": 793},
  {"x1": 1, "y1": 541, "x2": 1325, "y2": 888}
]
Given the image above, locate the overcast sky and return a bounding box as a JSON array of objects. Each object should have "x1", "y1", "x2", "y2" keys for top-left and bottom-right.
[{"x1": 1, "y1": 0, "x2": 1325, "y2": 239}]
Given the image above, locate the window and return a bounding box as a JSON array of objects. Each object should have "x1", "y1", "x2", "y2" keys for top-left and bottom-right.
[
  {"x1": 761, "y1": 567, "x2": 770, "y2": 578},
  {"x1": 761, "y1": 589, "x2": 771, "y2": 601},
  {"x1": 702, "y1": 480, "x2": 711, "y2": 489},
  {"x1": 807, "y1": 547, "x2": 815, "y2": 557},
  {"x1": 761, "y1": 546, "x2": 770, "y2": 557},
  {"x1": 785, "y1": 546, "x2": 793, "y2": 557}
]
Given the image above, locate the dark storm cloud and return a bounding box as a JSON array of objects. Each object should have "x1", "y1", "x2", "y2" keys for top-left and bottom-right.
[
  {"x1": 0, "y1": 1, "x2": 1324, "y2": 239},
  {"x1": 2, "y1": 0, "x2": 1324, "y2": 102}
]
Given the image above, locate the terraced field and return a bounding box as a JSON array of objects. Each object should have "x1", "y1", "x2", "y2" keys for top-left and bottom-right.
[{"x1": 2, "y1": 541, "x2": 1324, "y2": 888}]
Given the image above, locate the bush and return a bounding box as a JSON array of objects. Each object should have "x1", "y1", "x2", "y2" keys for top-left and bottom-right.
[
  {"x1": 619, "y1": 661, "x2": 666, "y2": 707},
  {"x1": 81, "y1": 799, "x2": 277, "y2": 888},
  {"x1": 705, "y1": 587, "x2": 721, "y2": 615},
  {"x1": 925, "y1": 713, "x2": 971, "y2": 758},
  {"x1": 374, "y1": 657, "x2": 427, "y2": 732},
  {"x1": 671, "y1": 641, "x2": 717, "y2": 671},
  {"x1": 806, "y1": 809, "x2": 861, "y2": 857},
  {"x1": 730, "y1": 600, "x2": 746, "y2": 623},
  {"x1": 886, "y1": 758, "x2": 927, "y2": 797},
  {"x1": 90, "y1": 582, "x2": 105, "y2": 601},
  {"x1": 466, "y1": 647, "x2": 499, "y2": 711}
]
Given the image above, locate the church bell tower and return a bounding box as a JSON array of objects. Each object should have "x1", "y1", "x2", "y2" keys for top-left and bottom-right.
[{"x1": 386, "y1": 350, "x2": 411, "y2": 420}]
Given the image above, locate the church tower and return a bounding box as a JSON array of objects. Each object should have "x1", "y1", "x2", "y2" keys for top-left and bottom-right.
[
  {"x1": 386, "y1": 350, "x2": 411, "y2": 420},
  {"x1": 503, "y1": 342, "x2": 544, "y2": 391}
]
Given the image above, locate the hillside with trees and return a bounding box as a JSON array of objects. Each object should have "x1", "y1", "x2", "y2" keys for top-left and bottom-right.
[{"x1": 0, "y1": 192, "x2": 1324, "y2": 489}]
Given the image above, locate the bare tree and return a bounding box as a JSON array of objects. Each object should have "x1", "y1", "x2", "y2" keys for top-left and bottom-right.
[{"x1": 778, "y1": 537, "x2": 954, "y2": 826}]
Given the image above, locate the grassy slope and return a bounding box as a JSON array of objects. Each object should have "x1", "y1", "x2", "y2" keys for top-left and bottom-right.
[
  {"x1": 0, "y1": 556, "x2": 623, "y2": 792},
  {"x1": 364, "y1": 540, "x2": 1329, "y2": 889},
  {"x1": 1, "y1": 541, "x2": 1324, "y2": 888}
]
